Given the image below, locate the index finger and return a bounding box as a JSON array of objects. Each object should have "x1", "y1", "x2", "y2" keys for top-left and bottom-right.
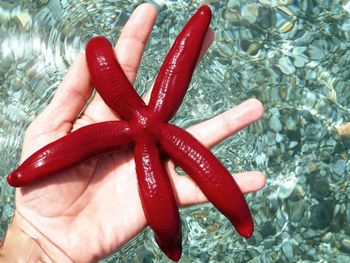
[{"x1": 115, "y1": 3, "x2": 158, "y2": 84}]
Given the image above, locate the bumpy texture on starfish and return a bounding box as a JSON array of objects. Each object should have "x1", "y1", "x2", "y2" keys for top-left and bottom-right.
[{"x1": 7, "y1": 6, "x2": 253, "y2": 261}]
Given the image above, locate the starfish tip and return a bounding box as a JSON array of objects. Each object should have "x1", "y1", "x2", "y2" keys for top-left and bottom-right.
[
  {"x1": 199, "y1": 5, "x2": 212, "y2": 17},
  {"x1": 7, "y1": 172, "x2": 19, "y2": 187},
  {"x1": 165, "y1": 248, "x2": 182, "y2": 262},
  {"x1": 86, "y1": 35, "x2": 112, "y2": 54},
  {"x1": 238, "y1": 222, "x2": 254, "y2": 238}
]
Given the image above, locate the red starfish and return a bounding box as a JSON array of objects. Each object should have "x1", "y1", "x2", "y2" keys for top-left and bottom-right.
[{"x1": 7, "y1": 5, "x2": 253, "y2": 262}]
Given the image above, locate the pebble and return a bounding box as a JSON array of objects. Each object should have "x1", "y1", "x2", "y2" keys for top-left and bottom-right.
[
  {"x1": 241, "y1": 3, "x2": 259, "y2": 24},
  {"x1": 289, "y1": 199, "x2": 306, "y2": 222},
  {"x1": 3, "y1": 204, "x2": 14, "y2": 218},
  {"x1": 308, "y1": 45, "x2": 324, "y2": 60},
  {"x1": 276, "y1": 6, "x2": 295, "y2": 33},
  {"x1": 278, "y1": 177, "x2": 298, "y2": 199},
  {"x1": 310, "y1": 201, "x2": 333, "y2": 230},
  {"x1": 269, "y1": 114, "x2": 283, "y2": 133},
  {"x1": 309, "y1": 177, "x2": 330, "y2": 198},
  {"x1": 346, "y1": 203, "x2": 350, "y2": 225},
  {"x1": 340, "y1": 239, "x2": 350, "y2": 253},
  {"x1": 306, "y1": 162, "x2": 318, "y2": 173},
  {"x1": 307, "y1": 248, "x2": 317, "y2": 257},
  {"x1": 268, "y1": 193, "x2": 279, "y2": 214},
  {"x1": 335, "y1": 255, "x2": 350, "y2": 262},
  {"x1": 257, "y1": 6, "x2": 276, "y2": 28},
  {"x1": 263, "y1": 239, "x2": 275, "y2": 250},
  {"x1": 332, "y1": 159, "x2": 346, "y2": 176},
  {"x1": 255, "y1": 152, "x2": 268, "y2": 166},
  {"x1": 260, "y1": 222, "x2": 277, "y2": 237},
  {"x1": 206, "y1": 223, "x2": 220, "y2": 233},
  {"x1": 145, "y1": 0, "x2": 165, "y2": 10},
  {"x1": 321, "y1": 232, "x2": 333, "y2": 242},
  {"x1": 291, "y1": 46, "x2": 308, "y2": 67},
  {"x1": 199, "y1": 252, "x2": 209, "y2": 262},
  {"x1": 240, "y1": 40, "x2": 262, "y2": 55},
  {"x1": 276, "y1": 132, "x2": 284, "y2": 143},
  {"x1": 224, "y1": 9, "x2": 240, "y2": 24},
  {"x1": 338, "y1": 122, "x2": 350, "y2": 137},
  {"x1": 304, "y1": 123, "x2": 326, "y2": 141},
  {"x1": 282, "y1": 240, "x2": 294, "y2": 260},
  {"x1": 277, "y1": 56, "x2": 296, "y2": 75},
  {"x1": 302, "y1": 90, "x2": 317, "y2": 109},
  {"x1": 289, "y1": 141, "x2": 298, "y2": 149},
  {"x1": 227, "y1": 0, "x2": 240, "y2": 8}
]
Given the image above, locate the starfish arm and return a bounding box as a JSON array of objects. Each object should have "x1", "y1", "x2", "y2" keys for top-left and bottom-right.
[
  {"x1": 86, "y1": 36, "x2": 146, "y2": 120},
  {"x1": 134, "y1": 140, "x2": 182, "y2": 262},
  {"x1": 158, "y1": 124, "x2": 254, "y2": 238},
  {"x1": 7, "y1": 121, "x2": 132, "y2": 187},
  {"x1": 148, "y1": 5, "x2": 211, "y2": 122}
]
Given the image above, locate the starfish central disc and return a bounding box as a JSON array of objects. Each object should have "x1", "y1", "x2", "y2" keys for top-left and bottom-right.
[{"x1": 129, "y1": 110, "x2": 162, "y2": 143}]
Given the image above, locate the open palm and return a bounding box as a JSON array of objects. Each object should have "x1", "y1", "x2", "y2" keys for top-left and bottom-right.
[{"x1": 13, "y1": 4, "x2": 265, "y2": 262}]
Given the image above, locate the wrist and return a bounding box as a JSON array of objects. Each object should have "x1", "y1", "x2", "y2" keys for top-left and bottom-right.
[{"x1": 0, "y1": 210, "x2": 73, "y2": 263}]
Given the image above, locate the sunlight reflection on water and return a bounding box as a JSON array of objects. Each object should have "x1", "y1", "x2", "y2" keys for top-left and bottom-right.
[{"x1": 0, "y1": 0, "x2": 349, "y2": 262}]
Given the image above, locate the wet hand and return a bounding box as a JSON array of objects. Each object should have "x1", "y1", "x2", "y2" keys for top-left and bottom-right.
[{"x1": 13, "y1": 4, "x2": 265, "y2": 262}]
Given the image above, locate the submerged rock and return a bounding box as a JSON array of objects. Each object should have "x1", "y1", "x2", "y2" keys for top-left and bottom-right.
[{"x1": 310, "y1": 201, "x2": 334, "y2": 230}]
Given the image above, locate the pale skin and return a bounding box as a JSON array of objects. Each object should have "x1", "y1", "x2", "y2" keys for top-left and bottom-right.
[{"x1": 11, "y1": 3, "x2": 265, "y2": 262}]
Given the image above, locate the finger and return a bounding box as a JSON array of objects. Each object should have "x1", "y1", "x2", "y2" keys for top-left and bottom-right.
[
  {"x1": 143, "y1": 28, "x2": 215, "y2": 104},
  {"x1": 31, "y1": 53, "x2": 92, "y2": 133},
  {"x1": 172, "y1": 171, "x2": 266, "y2": 206},
  {"x1": 84, "y1": 3, "x2": 157, "y2": 121},
  {"x1": 187, "y1": 98, "x2": 264, "y2": 149},
  {"x1": 198, "y1": 28, "x2": 215, "y2": 65},
  {"x1": 115, "y1": 3, "x2": 158, "y2": 84}
]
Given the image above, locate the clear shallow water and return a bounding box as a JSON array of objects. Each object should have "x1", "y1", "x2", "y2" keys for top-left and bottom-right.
[{"x1": 0, "y1": 0, "x2": 349, "y2": 262}]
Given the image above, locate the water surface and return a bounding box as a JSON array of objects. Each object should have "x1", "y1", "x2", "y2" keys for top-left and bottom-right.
[{"x1": 0, "y1": 0, "x2": 349, "y2": 262}]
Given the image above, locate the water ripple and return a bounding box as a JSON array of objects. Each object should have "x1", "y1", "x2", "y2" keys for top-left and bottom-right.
[{"x1": 1, "y1": 0, "x2": 350, "y2": 262}]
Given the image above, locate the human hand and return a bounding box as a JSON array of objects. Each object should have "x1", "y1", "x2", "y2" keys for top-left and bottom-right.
[{"x1": 7, "y1": 3, "x2": 265, "y2": 262}]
